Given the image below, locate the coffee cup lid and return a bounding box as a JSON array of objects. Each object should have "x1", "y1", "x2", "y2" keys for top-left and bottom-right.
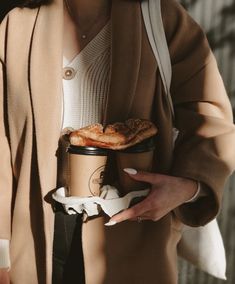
[
  {"x1": 118, "y1": 137, "x2": 156, "y2": 153},
  {"x1": 67, "y1": 145, "x2": 108, "y2": 156}
]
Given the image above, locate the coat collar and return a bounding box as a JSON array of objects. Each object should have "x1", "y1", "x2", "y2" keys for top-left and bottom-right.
[
  {"x1": 104, "y1": 0, "x2": 142, "y2": 124},
  {"x1": 29, "y1": 0, "x2": 142, "y2": 191}
]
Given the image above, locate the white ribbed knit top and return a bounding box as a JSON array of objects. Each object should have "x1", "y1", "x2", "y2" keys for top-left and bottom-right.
[{"x1": 62, "y1": 20, "x2": 111, "y2": 130}]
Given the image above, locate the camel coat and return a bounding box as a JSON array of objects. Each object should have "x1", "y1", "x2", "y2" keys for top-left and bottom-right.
[{"x1": 1, "y1": 0, "x2": 235, "y2": 283}]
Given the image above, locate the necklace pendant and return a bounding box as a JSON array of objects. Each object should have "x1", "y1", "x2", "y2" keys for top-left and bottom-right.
[{"x1": 81, "y1": 34, "x2": 87, "y2": 39}]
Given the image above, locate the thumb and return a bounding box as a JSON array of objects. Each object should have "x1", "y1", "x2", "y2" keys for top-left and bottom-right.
[{"x1": 123, "y1": 168, "x2": 162, "y2": 184}]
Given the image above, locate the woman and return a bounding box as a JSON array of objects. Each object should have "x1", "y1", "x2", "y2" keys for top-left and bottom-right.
[{"x1": 0, "y1": 0, "x2": 235, "y2": 283}]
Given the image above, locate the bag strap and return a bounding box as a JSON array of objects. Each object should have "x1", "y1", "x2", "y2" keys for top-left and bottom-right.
[{"x1": 141, "y1": 0, "x2": 174, "y2": 117}]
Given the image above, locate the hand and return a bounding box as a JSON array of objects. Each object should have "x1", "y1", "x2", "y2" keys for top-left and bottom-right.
[
  {"x1": 106, "y1": 169, "x2": 198, "y2": 225},
  {"x1": 0, "y1": 269, "x2": 10, "y2": 284}
]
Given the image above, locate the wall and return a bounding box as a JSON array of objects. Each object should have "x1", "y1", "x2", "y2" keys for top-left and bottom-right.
[{"x1": 178, "y1": 0, "x2": 235, "y2": 283}]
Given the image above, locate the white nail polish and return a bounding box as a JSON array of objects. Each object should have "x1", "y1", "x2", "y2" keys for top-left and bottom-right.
[
  {"x1": 105, "y1": 220, "x2": 117, "y2": 226},
  {"x1": 123, "y1": 168, "x2": 137, "y2": 175}
]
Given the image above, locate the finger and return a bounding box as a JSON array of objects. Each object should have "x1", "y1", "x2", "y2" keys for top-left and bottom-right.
[
  {"x1": 132, "y1": 215, "x2": 151, "y2": 222},
  {"x1": 141, "y1": 210, "x2": 162, "y2": 222},
  {"x1": 107, "y1": 197, "x2": 152, "y2": 224},
  {"x1": 145, "y1": 207, "x2": 173, "y2": 221},
  {"x1": 110, "y1": 206, "x2": 146, "y2": 223},
  {"x1": 123, "y1": 168, "x2": 164, "y2": 184},
  {"x1": 128, "y1": 210, "x2": 157, "y2": 222}
]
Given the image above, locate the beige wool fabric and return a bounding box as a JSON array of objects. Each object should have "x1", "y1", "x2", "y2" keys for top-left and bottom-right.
[{"x1": 1, "y1": 0, "x2": 235, "y2": 283}]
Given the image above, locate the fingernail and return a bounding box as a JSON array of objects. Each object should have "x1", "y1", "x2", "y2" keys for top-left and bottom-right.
[
  {"x1": 105, "y1": 220, "x2": 117, "y2": 226},
  {"x1": 123, "y1": 168, "x2": 137, "y2": 175}
]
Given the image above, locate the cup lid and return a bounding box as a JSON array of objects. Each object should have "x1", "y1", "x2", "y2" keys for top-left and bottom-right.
[
  {"x1": 118, "y1": 136, "x2": 156, "y2": 153},
  {"x1": 67, "y1": 145, "x2": 108, "y2": 156}
]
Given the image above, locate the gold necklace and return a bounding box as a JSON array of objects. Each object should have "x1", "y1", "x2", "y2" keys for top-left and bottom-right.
[{"x1": 64, "y1": 0, "x2": 110, "y2": 40}]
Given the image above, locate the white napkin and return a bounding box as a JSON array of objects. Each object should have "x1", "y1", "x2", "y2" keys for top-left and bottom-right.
[{"x1": 52, "y1": 185, "x2": 149, "y2": 217}]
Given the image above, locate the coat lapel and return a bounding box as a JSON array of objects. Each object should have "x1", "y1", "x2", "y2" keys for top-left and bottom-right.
[
  {"x1": 103, "y1": 0, "x2": 142, "y2": 124},
  {"x1": 29, "y1": 0, "x2": 63, "y2": 191}
]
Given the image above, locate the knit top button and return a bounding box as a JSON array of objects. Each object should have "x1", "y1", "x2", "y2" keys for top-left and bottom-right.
[{"x1": 63, "y1": 67, "x2": 76, "y2": 80}]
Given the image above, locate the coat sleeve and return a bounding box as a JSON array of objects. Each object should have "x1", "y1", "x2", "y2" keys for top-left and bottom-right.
[
  {"x1": 161, "y1": 0, "x2": 235, "y2": 226},
  {"x1": 0, "y1": 16, "x2": 13, "y2": 239}
]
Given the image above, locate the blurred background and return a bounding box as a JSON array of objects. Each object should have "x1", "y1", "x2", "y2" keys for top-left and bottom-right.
[
  {"x1": 1, "y1": 0, "x2": 235, "y2": 283},
  {"x1": 178, "y1": 0, "x2": 235, "y2": 283}
]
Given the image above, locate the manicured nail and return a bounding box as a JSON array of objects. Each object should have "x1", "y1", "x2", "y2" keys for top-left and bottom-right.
[
  {"x1": 105, "y1": 220, "x2": 117, "y2": 226},
  {"x1": 123, "y1": 168, "x2": 137, "y2": 175}
]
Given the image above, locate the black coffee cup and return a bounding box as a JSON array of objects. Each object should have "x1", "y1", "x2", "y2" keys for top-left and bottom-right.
[{"x1": 116, "y1": 137, "x2": 156, "y2": 195}]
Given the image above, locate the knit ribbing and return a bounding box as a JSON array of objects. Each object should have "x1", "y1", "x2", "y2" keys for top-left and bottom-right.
[{"x1": 62, "y1": 20, "x2": 111, "y2": 130}]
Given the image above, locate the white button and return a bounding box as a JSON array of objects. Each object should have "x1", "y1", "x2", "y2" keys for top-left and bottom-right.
[{"x1": 63, "y1": 67, "x2": 76, "y2": 80}]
